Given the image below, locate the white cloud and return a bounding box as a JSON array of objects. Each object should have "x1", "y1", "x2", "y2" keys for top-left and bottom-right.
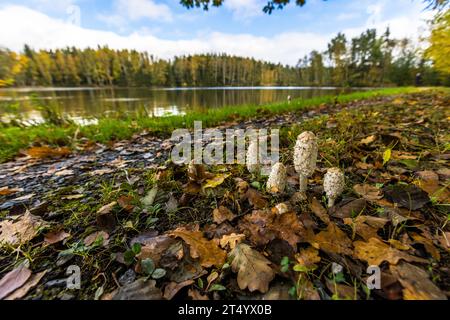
[
  {"x1": 116, "y1": 0, "x2": 172, "y2": 22},
  {"x1": 224, "y1": 0, "x2": 262, "y2": 19},
  {"x1": 0, "y1": 4, "x2": 433, "y2": 66}
]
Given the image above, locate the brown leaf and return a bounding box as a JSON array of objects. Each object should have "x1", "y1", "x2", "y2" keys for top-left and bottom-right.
[
  {"x1": 188, "y1": 288, "x2": 209, "y2": 300},
  {"x1": 44, "y1": 230, "x2": 70, "y2": 245},
  {"x1": 245, "y1": 188, "x2": 268, "y2": 209},
  {"x1": 163, "y1": 280, "x2": 194, "y2": 300},
  {"x1": 325, "y1": 278, "x2": 358, "y2": 300},
  {"x1": 295, "y1": 247, "x2": 321, "y2": 269},
  {"x1": 219, "y1": 233, "x2": 245, "y2": 250},
  {"x1": 137, "y1": 235, "x2": 177, "y2": 266},
  {"x1": 112, "y1": 279, "x2": 162, "y2": 300},
  {"x1": 414, "y1": 171, "x2": 449, "y2": 203},
  {"x1": 0, "y1": 187, "x2": 23, "y2": 196},
  {"x1": 309, "y1": 197, "x2": 330, "y2": 224},
  {"x1": 0, "y1": 264, "x2": 32, "y2": 299},
  {"x1": 329, "y1": 199, "x2": 367, "y2": 219},
  {"x1": 84, "y1": 231, "x2": 109, "y2": 247},
  {"x1": 359, "y1": 135, "x2": 376, "y2": 145},
  {"x1": 0, "y1": 211, "x2": 48, "y2": 246},
  {"x1": 25, "y1": 146, "x2": 71, "y2": 159},
  {"x1": 229, "y1": 243, "x2": 275, "y2": 293},
  {"x1": 309, "y1": 223, "x2": 353, "y2": 255},
  {"x1": 5, "y1": 270, "x2": 47, "y2": 300},
  {"x1": 213, "y1": 206, "x2": 236, "y2": 224},
  {"x1": 354, "y1": 237, "x2": 427, "y2": 266},
  {"x1": 170, "y1": 227, "x2": 226, "y2": 268},
  {"x1": 410, "y1": 233, "x2": 440, "y2": 261},
  {"x1": 353, "y1": 184, "x2": 383, "y2": 201},
  {"x1": 344, "y1": 216, "x2": 388, "y2": 241},
  {"x1": 390, "y1": 262, "x2": 446, "y2": 300},
  {"x1": 117, "y1": 196, "x2": 134, "y2": 212},
  {"x1": 268, "y1": 211, "x2": 305, "y2": 249}
]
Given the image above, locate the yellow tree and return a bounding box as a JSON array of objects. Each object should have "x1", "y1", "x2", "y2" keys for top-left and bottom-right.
[{"x1": 425, "y1": 9, "x2": 450, "y2": 74}]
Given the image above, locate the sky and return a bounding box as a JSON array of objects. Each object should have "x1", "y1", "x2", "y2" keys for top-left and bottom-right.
[{"x1": 0, "y1": 0, "x2": 435, "y2": 65}]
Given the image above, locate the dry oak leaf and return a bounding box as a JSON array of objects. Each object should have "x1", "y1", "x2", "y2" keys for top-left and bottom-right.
[
  {"x1": 0, "y1": 264, "x2": 32, "y2": 300},
  {"x1": 0, "y1": 187, "x2": 23, "y2": 196},
  {"x1": 229, "y1": 243, "x2": 275, "y2": 293},
  {"x1": 344, "y1": 216, "x2": 388, "y2": 241},
  {"x1": 213, "y1": 206, "x2": 236, "y2": 224},
  {"x1": 219, "y1": 233, "x2": 245, "y2": 250},
  {"x1": 295, "y1": 247, "x2": 321, "y2": 269},
  {"x1": 0, "y1": 211, "x2": 48, "y2": 246},
  {"x1": 309, "y1": 197, "x2": 330, "y2": 224},
  {"x1": 268, "y1": 211, "x2": 305, "y2": 250},
  {"x1": 309, "y1": 223, "x2": 353, "y2": 256},
  {"x1": 390, "y1": 262, "x2": 446, "y2": 300},
  {"x1": 84, "y1": 231, "x2": 109, "y2": 247},
  {"x1": 137, "y1": 235, "x2": 177, "y2": 266},
  {"x1": 5, "y1": 270, "x2": 47, "y2": 300},
  {"x1": 163, "y1": 280, "x2": 194, "y2": 300},
  {"x1": 44, "y1": 230, "x2": 70, "y2": 245},
  {"x1": 97, "y1": 201, "x2": 117, "y2": 215},
  {"x1": 410, "y1": 233, "x2": 440, "y2": 261},
  {"x1": 25, "y1": 146, "x2": 71, "y2": 159},
  {"x1": 414, "y1": 170, "x2": 450, "y2": 203},
  {"x1": 245, "y1": 188, "x2": 269, "y2": 209},
  {"x1": 170, "y1": 227, "x2": 226, "y2": 268},
  {"x1": 353, "y1": 184, "x2": 383, "y2": 201},
  {"x1": 354, "y1": 237, "x2": 427, "y2": 266}
]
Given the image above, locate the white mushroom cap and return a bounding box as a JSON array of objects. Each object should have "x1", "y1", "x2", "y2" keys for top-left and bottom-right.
[
  {"x1": 266, "y1": 162, "x2": 287, "y2": 194},
  {"x1": 246, "y1": 138, "x2": 259, "y2": 174},
  {"x1": 294, "y1": 131, "x2": 318, "y2": 177},
  {"x1": 323, "y1": 167, "x2": 345, "y2": 207}
]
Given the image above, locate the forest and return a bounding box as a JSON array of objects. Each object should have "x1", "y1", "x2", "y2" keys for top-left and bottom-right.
[{"x1": 0, "y1": 27, "x2": 448, "y2": 88}]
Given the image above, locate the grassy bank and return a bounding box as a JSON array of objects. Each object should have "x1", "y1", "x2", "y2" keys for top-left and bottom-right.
[{"x1": 0, "y1": 87, "x2": 430, "y2": 163}]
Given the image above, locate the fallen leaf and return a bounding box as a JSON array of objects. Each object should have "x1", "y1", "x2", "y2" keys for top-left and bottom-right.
[
  {"x1": 329, "y1": 199, "x2": 367, "y2": 219},
  {"x1": 44, "y1": 230, "x2": 70, "y2": 245},
  {"x1": 295, "y1": 247, "x2": 321, "y2": 269},
  {"x1": 410, "y1": 233, "x2": 440, "y2": 261},
  {"x1": 353, "y1": 237, "x2": 427, "y2": 266},
  {"x1": 245, "y1": 188, "x2": 268, "y2": 209},
  {"x1": 219, "y1": 233, "x2": 245, "y2": 250},
  {"x1": 213, "y1": 206, "x2": 236, "y2": 224},
  {"x1": 310, "y1": 223, "x2": 353, "y2": 255},
  {"x1": 137, "y1": 235, "x2": 177, "y2": 266},
  {"x1": 170, "y1": 227, "x2": 226, "y2": 268},
  {"x1": 326, "y1": 278, "x2": 357, "y2": 300},
  {"x1": 414, "y1": 171, "x2": 449, "y2": 203},
  {"x1": 309, "y1": 198, "x2": 330, "y2": 224},
  {"x1": 188, "y1": 288, "x2": 209, "y2": 300},
  {"x1": 0, "y1": 264, "x2": 32, "y2": 299},
  {"x1": 344, "y1": 216, "x2": 388, "y2": 241},
  {"x1": 0, "y1": 211, "x2": 48, "y2": 246},
  {"x1": 118, "y1": 196, "x2": 134, "y2": 212},
  {"x1": 387, "y1": 239, "x2": 411, "y2": 251},
  {"x1": 112, "y1": 278, "x2": 162, "y2": 300},
  {"x1": 5, "y1": 270, "x2": 47, "y2": 300},
  {"x1": 203, "y1": 173, "x2": 231, "y2": 190},
  {"x1": 163, "y1": 280, "x2": 194, "y2": 300},
  {"x1": 360, "y1": 135, "x2": 376, "y2": 145},
  {"x1": 383, "y1": 185, "x2": 429, "y2": 210},
  {"x1": 390, "y1": 262, "x2": 446, "y2": 300},
  {"x1": 353, "y1": 184, "x2": 383, "y2": 201},
  {"x1": 0, "y1": 187, "x2": 23, "y2": 196},
  {"x1": 97, "y1": 202, "x2": 117, "y2": 215},
  {"x1": 84, "y1": 231, "x2": 109, "y2": 247},
  {"x1": 54, "y1": 169, "x2": 74, "y2": 177},
  {"x1": 25, "y1": 146, "x2": 71, "y2": 159},
  {"x1": 229, "y1": 243, "x2": 275, "y2": 293}
]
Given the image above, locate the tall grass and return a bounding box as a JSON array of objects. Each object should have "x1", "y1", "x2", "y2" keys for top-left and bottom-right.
[{"x1": 0, "y1": 87, "x2": 427, "y2": 163}]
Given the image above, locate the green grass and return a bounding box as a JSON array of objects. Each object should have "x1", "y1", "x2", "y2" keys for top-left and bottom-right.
[{"x1": 0, "y1": 87, "x2": 431, "y2": 163}]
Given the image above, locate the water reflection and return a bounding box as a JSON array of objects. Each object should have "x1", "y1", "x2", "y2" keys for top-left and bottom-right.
[{"x1": 0, "y1": 87, "x2": 356, "y2": 125}]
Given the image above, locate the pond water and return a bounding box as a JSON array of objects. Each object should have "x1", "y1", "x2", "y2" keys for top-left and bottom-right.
[{"x1": 0, "y1": 87, "x2": 363, "y2": 125}]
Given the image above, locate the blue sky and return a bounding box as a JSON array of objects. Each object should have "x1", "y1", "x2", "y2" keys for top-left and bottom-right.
[{"x1": 0, "y1": 0, "x2": 434, "y2": 65}]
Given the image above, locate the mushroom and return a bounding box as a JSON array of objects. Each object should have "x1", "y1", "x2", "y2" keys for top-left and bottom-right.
[
  {"x1": 293, "y1": 131, "x2": 318, "y2": 194},
  {"x1": 266, "y1": 162, "x2": 287, "y2": 194},
  {"x1": 323, "y1": 167, "x2": 345, "y2": 208},
  {"x1": 246, "y1": 138, "x2": 259, "y2": 174}
]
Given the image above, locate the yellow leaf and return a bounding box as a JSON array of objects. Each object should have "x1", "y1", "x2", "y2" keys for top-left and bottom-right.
[
  {"x1": 383, "y1": 148, "x2": 391, "y2": 165},
  {"x1": 202, "y1": 173, "x2": 231, "y2": 190}
]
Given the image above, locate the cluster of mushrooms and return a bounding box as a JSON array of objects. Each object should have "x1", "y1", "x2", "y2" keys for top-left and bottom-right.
[{"x1": 247, "y1": 131, "x2": 345, "y2": 208}]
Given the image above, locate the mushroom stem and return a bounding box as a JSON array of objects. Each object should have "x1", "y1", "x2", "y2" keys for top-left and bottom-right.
[
  {"x1": 327, "y1": 197, "x2": 336, "y2": 208},
  {"x1": 299, "y1": 175, "x2": 308, "y2": 193}
]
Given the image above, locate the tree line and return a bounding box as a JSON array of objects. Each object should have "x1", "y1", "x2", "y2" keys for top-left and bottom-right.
[{"x1": 0, "y1": 28, "x2": 448, "y2": 88}]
